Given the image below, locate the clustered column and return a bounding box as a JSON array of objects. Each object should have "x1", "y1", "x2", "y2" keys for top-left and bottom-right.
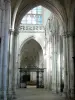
[
  {"x1": 63, "y1": 32, "x2": 74, "y2": 98},
  {"x1": 7, "y1": 29, "x2": 15, "y2": 99},
  {"x1": 11, "y1": 32, "x2": 18, "y2": 99},
  {"x1": 52, "y1": 34, "x2": 58, "y2": 92},
  {"x1": 7, "y1": 29, "x2": 18, "y2": 99}
]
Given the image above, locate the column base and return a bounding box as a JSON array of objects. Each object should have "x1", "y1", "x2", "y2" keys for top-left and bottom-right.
[
  {"x1": 7, "y1": 94, "x2": 13, "y2": 100},
  {"x1": 7, "y1": 90, "x2": 13, "y2": 100},
  {"x1": 63, "y1": 88, "x2": 75, "y2": 99},
  {"x1": 70, "y1": 88, "x2": 75, "y2": 99},
  {"x1": 12, "y1": 91, "x2": 16, "y2": 99},
  {"x1": 0, "y1": 91, "x2": 12, "y2": 100},
  {"x1": 63, "y1": 88, "x2": 68, "y2": 97},
  {"x1": 0, "y1": 89, "x2": 4, "y2": 100},
  {"x1": 7, "y1": 90, "x2": 16, "y2": 100}
]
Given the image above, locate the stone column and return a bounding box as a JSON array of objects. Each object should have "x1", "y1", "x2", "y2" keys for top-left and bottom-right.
[
  {"x1": 7, "y1": 29, "x2": 17, "y2": 99},
  {"x1": 14, "y1": 33, "x2": 19, "y2": 89},
  {"x1": 63, "y1": 32, "x2": 74, "y2": 98},
  {"x1": 59, "y1": 36, "x2": 63, "y2": 93},
  {"x1": 52, "y1": 34, "x2": 60, "y2": 93},
  {"x1": 7, "y1": 29, "x2": 14, "y2": 99},
  {"x1": 56, "y1": 35, "x2": 60, "y2": 93},
  {"x1": 16, "y1": 35, "x2": 20, "y2": 88},
  {"x1": 51, "y1": 34, "x2": 56, "y2": 92},
  {"x1": 63, "y1": 34, "x2": 68, "y2": 97},
  {"x1": 1, "y1": 0, "x2": 11, "y2": 100},
  {"x1": 17, "y1": 54, "x2": 20, "y2": 88},
  {"x1": 0, "y1": 39, "x2": 1, "y2": 91},
  {"x1": 12, "y1": 32, "x2": 18, "y2": 99},
  {"x1": 53, "y1": 34, "x2": 58, "y2": 93},
  {"x1": 68, "y1": 33, "x2": 74, "y2": 98},
  {"x1": 72, "y1": 57, "x2": 75, "y2": 97},
  {"x1": 0, "y1": 2, "x2": 5, "y2": 99},
  {"x1": 55, "y1": 34, "x2": 58, "y2": 93}
]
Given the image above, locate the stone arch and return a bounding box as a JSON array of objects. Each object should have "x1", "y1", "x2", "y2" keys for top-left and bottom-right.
[
  {"x1": 12, "y1": 0, "x2": 67, "y2": 33},
  {"x1": 11, "y1": 0, "x2": 22, "y2": 29},
  {"x1": 20, "y1": 36, "x2": 44, "y2": 68},
  {"x1": 20, "y1": 36, "x2": 44, "y2": 56}
]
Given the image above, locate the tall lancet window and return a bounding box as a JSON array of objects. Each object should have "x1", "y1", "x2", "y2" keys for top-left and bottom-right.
[{"x1": 21, "y1": 6, "x2": 43, "y2": 24}]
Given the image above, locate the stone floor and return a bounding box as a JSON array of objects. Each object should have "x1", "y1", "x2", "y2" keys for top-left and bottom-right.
[{"x1": 16, "y1": 86, "x2": 65, "y2": 100}]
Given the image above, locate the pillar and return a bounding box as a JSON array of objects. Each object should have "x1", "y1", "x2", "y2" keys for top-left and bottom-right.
[
  {"x1": 7, "y1": 29, "x2": 14, "y2": 99},
  {"x1": 59, "y1": 36, "x2": 63, "y2": 93},
  {"x1": 1, "y1": 0, "x2": 11, "y2": 100},
  {"x1": 52, "y1": 34, "x2": 58, "y2": 93},
  {"x1": 16, "y1": 34, "x2": 20, "y2": 88},
  {"x1": 63, "y1": 34, "x2": 69, "y2": 97},
  {"x1": 0, "y1": 1, "x2": 5, "y2": 99},
  {"x1": 63, "y1": 32, "x2": 74, "y2": 98},
  {"x1": 52, "y1": 35, "x2": 54, "y2": 91},
  {"x1": 11, "y1": 32, "x2": 18, "y2": 99},
  {"x1": 72, "y1": 57, "x2": 75, "y2": 97},
  {"x1": 68, "y1": 34, "x2": 74, "y2": 98},
  {"x1": 0, "y1": 39, "x2": 1, "y2": 91},
  {"x1": 55, "y1": 34, "x2": 58, "y2": 93},
  {"x1": 7, "y1": 29, "x2": 17, "y2": 99}
]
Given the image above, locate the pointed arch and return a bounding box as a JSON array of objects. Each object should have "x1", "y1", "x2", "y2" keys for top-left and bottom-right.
[
  {"x1": 19, "y1": 36, "x2": 43, "y2": 55},
  {"x1": 12, "y1": 0, "x2": 67, "y2": 33}
]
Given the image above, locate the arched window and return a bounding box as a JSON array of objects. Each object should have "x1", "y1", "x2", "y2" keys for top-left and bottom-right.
[{"x1": 21, "y1": 6, "x2": 43, "y2": 24}]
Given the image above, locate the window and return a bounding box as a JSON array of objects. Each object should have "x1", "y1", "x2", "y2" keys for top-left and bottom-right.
[{"x1": 21, "y1": 6, "x2": 43, "y2": 24}]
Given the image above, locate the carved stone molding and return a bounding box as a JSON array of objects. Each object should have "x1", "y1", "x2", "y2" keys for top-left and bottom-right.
[
  {"x1": 62, "y1": 31, "x2": 75, "y2": 37},
  {"x1": 9, "y1": 28, "x2": 14, "y2": 35}
]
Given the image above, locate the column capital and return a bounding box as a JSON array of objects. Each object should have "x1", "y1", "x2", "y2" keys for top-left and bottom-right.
[
  {"x1": 52, "y1": 33, "x2": 58, "y2": 37},
  {"x1": 9, "y1": 28, "x2": 14, "y2": 35},
  {"x1": 62, "y1": 31, "x2": 75, "y2": 37}
]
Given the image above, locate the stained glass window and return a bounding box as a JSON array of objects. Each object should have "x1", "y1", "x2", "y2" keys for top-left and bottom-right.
[{"x1": 21, "y1": 6, "x2": 43, "y2": 24}]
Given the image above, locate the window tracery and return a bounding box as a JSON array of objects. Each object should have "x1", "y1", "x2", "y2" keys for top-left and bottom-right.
[{"x1": 21, "y1": 6, "x2": 43, "y2": 24}]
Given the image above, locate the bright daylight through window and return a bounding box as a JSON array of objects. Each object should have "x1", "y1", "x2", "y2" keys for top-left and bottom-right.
[{"x1": 21, "y1": 6, "x2": 42, "y2": 24}]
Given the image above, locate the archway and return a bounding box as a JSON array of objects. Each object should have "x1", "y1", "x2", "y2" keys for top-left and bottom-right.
[
  {"x1": 14, "y1": 5, "x2": 65, "y2": 97},
  {"x1": 9, "y1": 0, "x2": 75, "y2": 99},
  {"x1": 18, "y1": 38, "x2": 44, "y2": 88},
  {"x1": 11, "y1": 0, "x2": 67, "y2": 32},
  {"x1": 0, "y1": 0, "x2": 75, "y2": 100}
]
